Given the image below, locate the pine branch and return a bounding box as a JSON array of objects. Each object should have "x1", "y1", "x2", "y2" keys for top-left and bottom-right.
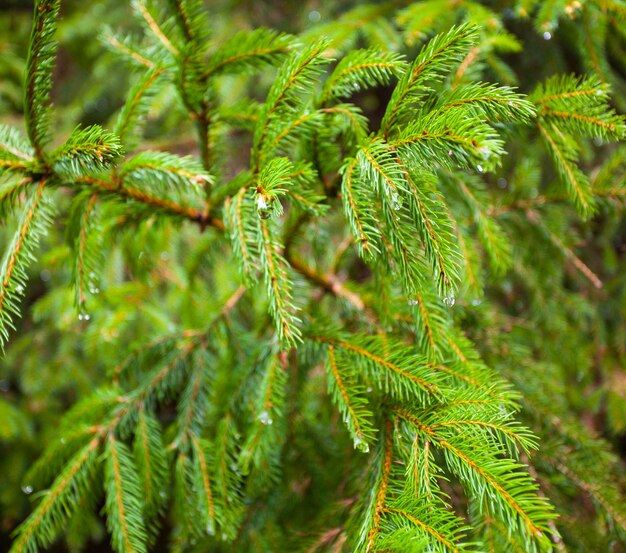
[
  {"x1": 189, "y1": 435, "x2": 217, "y2": 537},
  {"x1": 114, "y1": 66, "x2": 166, "y2": 151},
  {"x1": 10, "y1": 438, "x2": 101, "y2": 553},
  {"x1": 69, "y1": 192, "x2": 101, "y2": 313},
  {"x1": 54, "y1": 124, "x2": 122, "y2": 174},
  {"x1": 321, "y1": 48, "x2": 406, "y2": 103},
  {"x1": 309, "y1": 333, "x2": 442, "y2": 401},
  {"x1": 23, "y1": 0, "x2": 60, "y2": 158},
  {"x1": 537, "y1": 122, "x2": 595, "y2": 216},
  {"x1": 0, "y1": 181, "x2": 53, "y2": 348},
  {"x1": 0, "y1": 125, "x2": 34, "y2": 164},
  {"x1": 104, "y1": 434, "x2": 148, "y2": 553},
  {"x1": 382, "y1": 24, "x2": 478, "y2": 135},
  {"x1": 204, "y1": 28, "x2": 293, "y2": 78},
  {"x1": 252, "y1": 39, "x2": 330, "y2": 167},
  {"x1": 132, "y1": 407, "x2": 168, "y2": 542},
  {"x1": 258, "y1": 217, "x2": 302, "y2": 347},
  {"x1": 326, "y1": 345, "x2": 376, "y2": 453},
  {"x1": 363, "y1": 419, "x2": 394, "y2": 552}
]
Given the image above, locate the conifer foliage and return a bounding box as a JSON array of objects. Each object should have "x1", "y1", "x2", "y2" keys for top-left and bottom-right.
[{"x1": 1, "y1": 1, "x2": 626, "y2": 552}]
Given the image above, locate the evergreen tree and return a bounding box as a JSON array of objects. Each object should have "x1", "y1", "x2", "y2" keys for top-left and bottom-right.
[{"x1": 1, "y1": 1, "x2": 625, "y2": 552}]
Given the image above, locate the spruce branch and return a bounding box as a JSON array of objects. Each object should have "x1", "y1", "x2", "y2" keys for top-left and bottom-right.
[
  {"x1": 10, "y1": 438, "x2": 101, "y2": 553},
  {"x1": 0, "y1": 181, "x2": 53, "y2": 348},
  {"x1": 52, "y1": 125, "x2": 123, "y2": 178},
  {"x1": 203, "y1": 28, "x2": 293, "y2": 78},
  {"x1": 104, "y1": 434, "x2": 149, "y2": 553},
  {"x1": 23, "y1": 0, "x2": 60, "y2": 158}
]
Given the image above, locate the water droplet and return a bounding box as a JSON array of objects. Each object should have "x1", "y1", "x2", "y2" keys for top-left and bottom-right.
[
  {"x1": 207, "y1": 523, "x2": 215, "y2": 536},
  {"x1": 595, "y1": 89, "x2": 603, "y2": 96},
  {"x1": 408, "y1": 298, "x2": 418, "y2": 306},
  {"x1": 78, "y1": 313, "x2": 91, "y2": 321},
  {"x1": 593, "y1": 137, "x2": 604, "y2": 146},
  {"x1": 448, "y1": 150, "x2": 453, "y2": 157},
  {"x1": 543, "y1": 31, "x2": 552, "y2": 40},
  {"x1": 22, "y1": 485, "x2": 33, "y2": 495},
  {"x1": 40, "y1": 269, "x2": 51, "y2": 282},
  {"x1": 477, "y1": 164, "x2": 484, "y2": 173},
  {"x1": 354, "y1": 436, "x2": 369, "y2": 453},
  {"x1": 89, "y1": 287, "x2": 100, "y2": 294},
  {"x1": 15, "y1": 284, "x2": 24, "y2": 293},
  {"x1": 308, "y1": 9, "x2": 321, "y2": 22},
  {"x1": 160, "y1": 251, "x2": 169, "y2": 261},
  {"x1": 221, "y1": 533, "x2": 228, "y2": 540},
  {"x1": 258, "y1": 410, "x2": 273, "y2": 425},
  {"x1": 443, "y1": 293, "x2": 456, "y2": 307},
  {"x1": 60, "y1": 437, "x2": 66, "y2": 444},
  {"x1": 256, "y1": 195, "x2": 268, "y2": 211},
  {"x1": 159, "y1": 491, "x2": 167, "y2": 498},
  {"x1": 471, "y1": 299, "x2": 482, "y2": 306},
  {"x1": 390, "y1": 191, "x2": 402, "y2": 211},
  {"x1": 497, "y1": 177, "x2": 508, "y2": 189},
  {"x1": 478, "y1": 147, "x2": 491, "y2": 160},
  {"x1": 366, "y1": 387, "x2": 373, "y2": 393}
]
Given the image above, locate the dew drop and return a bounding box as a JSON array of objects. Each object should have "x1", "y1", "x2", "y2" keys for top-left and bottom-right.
[
  {"x1": 477, "y1": 164, "x2": 484, "y2": 173},
  {"x1": 471, "y1": 299, "x2": 482, "y2": 306},
  {"x1": 22, "y1": 485, "x2": 33, "y2": 495},
  {"x1": 40, "y1": 269, "x2": 51, "y2": 282},
  {"x1": 354, "y1": 436, "x2": 369, "y2": 453},
  {"x1": 207, "y1": 523, "x2": 215, "y2": 536},
  {"x1": 159, "y1": 491, "x2": 167, "y2": 498},
  {"x1": 408, "y1": 298, "x2": 419, "y2": 306},
  {"x1": 221, "y1": 533, "x2": 228, "y2": 540},
  {"x1": 258, "y1": 410, "x2": 273, "y2": 425},
  {"x1": 497, "y1": 177, "x2": 508, "y2": 189},
  {"x1": 366, "y1": 387, "x2": 373, "y2": 393},
  {"x1": 160, "y1": 251, "x2": 169, "y2": 261},
  {"x1": 543, "y1": 31, "x2": 552, "y2": 40},
  {"x1": 593, "y1": 137, "x2": 604, "y2": 146},
  {"x1": 443, "y1": 293, "x2": 456, "y2": 307},
  {"x1": 308, "y1": 10, "x2": 321, "y2": 22},
  {"x1": 60, "y1": 437, "x2": 66, "y2": 444},
  {"x1": 15, "y1": 284, "x2": 24, "y2": 293},
  {"x1": 448, "y1": 150, "x2": 453, "y2": 157},
  {"x1": 390, "y1": 191, "x2": 402, "y2": 211}
]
